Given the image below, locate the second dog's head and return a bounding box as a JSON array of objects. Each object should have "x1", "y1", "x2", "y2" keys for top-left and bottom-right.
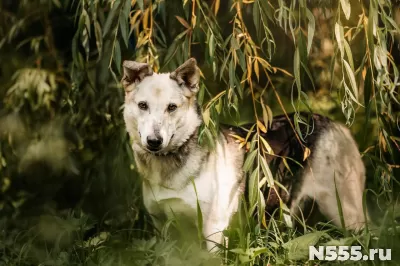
[{"x1": 122, "y1": 58, "x2": 202, "y2": 155}]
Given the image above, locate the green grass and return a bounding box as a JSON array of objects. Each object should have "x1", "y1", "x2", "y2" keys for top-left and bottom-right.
[{"x1": 1, "y1": 182, "x2": 400, "y2": 265}]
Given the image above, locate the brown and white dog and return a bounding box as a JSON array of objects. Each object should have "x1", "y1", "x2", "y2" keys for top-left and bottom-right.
[{"x1": 122, "y1": 58, "x2": 367, "y2": 251}]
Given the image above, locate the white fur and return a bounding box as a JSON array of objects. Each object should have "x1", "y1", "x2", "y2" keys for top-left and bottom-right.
[
  {"x1": 140, "y1": 137, "x2": 244, "y2": 251},
  {"x1": 123, "y1": 70, "x2": 244, "y2": 250},
  {"x1": 291, "y1": 123, "x2": 367, "y2": 230},
  {"x1": 124, "y1": 73, "x2": 201, "y2": 155},
  {"x1": 122, "y1": 60, "x2": 367, "y2": 252}
]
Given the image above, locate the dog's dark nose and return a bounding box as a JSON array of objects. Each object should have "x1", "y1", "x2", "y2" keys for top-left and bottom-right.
[{"x1": 147, "y1": 136, "x2": 163, "y2": 150}]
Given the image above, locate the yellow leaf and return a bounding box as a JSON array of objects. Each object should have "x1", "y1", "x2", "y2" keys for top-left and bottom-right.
[
  {"x1": 130, "y1": 10, "x2": 142, "y2": 27},
  {"x1": 203, "y1": 108, "x2": 210, "y2": 126},
  {"x1": 254, "y1": 59, "x2": 260, "y2": 81},
  {"x1": 362, "y1": 67, "x2": 367, "y2": 80},
  {"x1": 256, "y1": 57, "x2": 271, "y2": 70},
  {"x1": 345, "y1": 28, "x2": 352, "y2": 41},
  {"x1": 191, "y1": 14, "x2": 197, "y2": 28},
  {"x1": 273, "y1": 67, "x2": 293, "y2": 77},
  {"x1": 246, "y1": 57, "x2": 252, "y2": 81},
  {"x1": 260, "y1": 136, "x2": 274, "y2": 154},
  {"x1": 262, "y1": 213, "x2": 267, "y2": 228},
  {"x1": 143, "y1": 8, "x2": 149, "y2": 29},
  {"x1": 176, "y1": 16, "x2": 190, "y2": 29},
  {"x1": 262, "y1": 108, "x2": 269, "y2": 130},
  {"x1": 266, "y1": 105, "x2": 273, "y2": 128},
  {"x1": 198, "y1": 68, "x2": 205, "y2": 79},
  {"x1": 380, "y1": 132, "x2": 387, "y2": 152},
  {"x1": 214, "y1": 0, "x2": 220, "y2": 15},
  {"x1": 229, "y1": 134, "x2": 245, "y2": 142},
  {"x1": 261, "y1": 101, "x2": 273, "y2": 130},
  {"x1": 239, "y1": 141, "x2": 247, "y2": 149},
  {"x1": 303, "y1": 147, "x2": 311, "y2": 161},
  {"x1": 257, "y1": 120, "x2": 267, "y2": 133}
]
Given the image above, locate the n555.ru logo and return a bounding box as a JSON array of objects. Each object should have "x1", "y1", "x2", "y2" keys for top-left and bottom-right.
[{"x1": 309, "y1": 246, "x2": 391, "y2": 261}]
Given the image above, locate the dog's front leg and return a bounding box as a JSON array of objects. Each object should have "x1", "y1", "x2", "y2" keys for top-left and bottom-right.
[{"x1": 203, "y1": 216, "x2": 229, "y2": 252}]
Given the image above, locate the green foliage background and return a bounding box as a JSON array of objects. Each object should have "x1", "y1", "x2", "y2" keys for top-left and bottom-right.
[{"x1": 0, "y1": 0, "x2": 399, "y2": 265}]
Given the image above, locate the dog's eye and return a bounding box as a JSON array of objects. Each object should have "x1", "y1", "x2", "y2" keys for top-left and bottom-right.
[
  {"x1": 167, "y1": 104, "x2": 177, "y2": 112},
  {"x1": 138, "y1": 101, "x2": 148, "y2": 110}
]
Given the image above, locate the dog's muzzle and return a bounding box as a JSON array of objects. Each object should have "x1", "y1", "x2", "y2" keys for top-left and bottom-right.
[{"x1": 146, "y1": 136, "x2": 163, "y2": 151}]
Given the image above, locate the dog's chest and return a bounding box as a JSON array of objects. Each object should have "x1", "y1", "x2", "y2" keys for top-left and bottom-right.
[
  {"x1": 141, "y1": 142, "x2": 244, "y2": 224},
  {"x1": 142, "y1": 168, "x2": 214, "y2": 222}
]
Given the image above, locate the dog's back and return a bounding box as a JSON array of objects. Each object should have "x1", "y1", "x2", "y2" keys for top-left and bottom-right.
[{"x1": 223, "y1": 112, "x2": 366, "y2": 229}]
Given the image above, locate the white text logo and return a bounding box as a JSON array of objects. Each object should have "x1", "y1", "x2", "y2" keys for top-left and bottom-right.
[{"x1": 309, "y1": 246, "x2": 391, "y2": 261}]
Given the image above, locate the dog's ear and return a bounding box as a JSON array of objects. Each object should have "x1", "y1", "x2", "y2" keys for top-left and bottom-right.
[
  {"x1": 170, "y1": 58, "x2": 200, "y2": 96},
  {"x1": 121, "y1": 61, "x2": 153, "y2": 90}
]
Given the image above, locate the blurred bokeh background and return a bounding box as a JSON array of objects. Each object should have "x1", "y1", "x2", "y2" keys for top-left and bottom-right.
[{"x1": 0, "y1": 0, "x2": 399, "y2": 265}]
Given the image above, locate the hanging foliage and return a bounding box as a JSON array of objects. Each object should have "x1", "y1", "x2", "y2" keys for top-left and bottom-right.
[{"x1": 0, "y1": 0, "x2": 399, "y2": 265}]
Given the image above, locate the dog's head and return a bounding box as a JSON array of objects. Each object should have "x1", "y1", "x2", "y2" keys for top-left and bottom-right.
[{"x1": 122, "y1": 58, "x2": 202, "y2": 155}]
